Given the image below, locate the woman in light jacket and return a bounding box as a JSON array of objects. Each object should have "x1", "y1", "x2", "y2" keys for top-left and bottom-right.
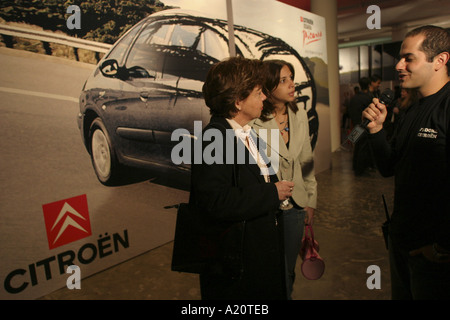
[{"x1": 252, "y1": 59, "x2": 318, "y2": 299}]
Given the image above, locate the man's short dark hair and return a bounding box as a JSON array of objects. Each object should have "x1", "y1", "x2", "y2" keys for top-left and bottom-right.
[
  {"x1": 359, "y1": 77, "x2": 370, "y2": 91},
  {"x1": 405, "y1": 25, "x2": 450, "y2": 75},
  {"x1": 370, "y1": 74, "x2": 381, "y2": 83}
]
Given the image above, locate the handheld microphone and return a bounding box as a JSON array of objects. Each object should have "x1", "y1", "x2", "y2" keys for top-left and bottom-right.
[{"x1": 347, "y1": 88, "x2": 395, "y2": 144}]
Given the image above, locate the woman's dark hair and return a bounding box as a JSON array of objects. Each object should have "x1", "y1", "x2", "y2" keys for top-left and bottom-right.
[
  {"x1": 260, "y1": 59, "x2": 298, "y2": 122},
  {"x1": 202, "y1": 56, "x2": 266, "y2": 118}
]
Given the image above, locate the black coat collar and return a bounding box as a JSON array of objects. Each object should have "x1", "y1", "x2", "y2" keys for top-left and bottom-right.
[{"x1": 204, "y1": 116, "x2": 278, "y2": 183}]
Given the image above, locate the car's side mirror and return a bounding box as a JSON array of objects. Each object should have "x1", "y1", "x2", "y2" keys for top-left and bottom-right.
[{"x1": 100, "y1": 59, "x2": 128, "y2": 79}]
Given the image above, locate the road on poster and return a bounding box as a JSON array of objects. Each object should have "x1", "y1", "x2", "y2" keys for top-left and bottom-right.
[{"x1": 0, "y1": 47, "x2": 189, "y2": 299}]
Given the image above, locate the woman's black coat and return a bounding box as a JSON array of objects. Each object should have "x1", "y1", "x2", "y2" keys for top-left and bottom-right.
[{"x1": 190, "y1": 116, "x2": 287, "y2": 300}]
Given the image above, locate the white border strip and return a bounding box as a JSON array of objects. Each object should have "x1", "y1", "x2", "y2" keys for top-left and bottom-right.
[{"x1": 0, "y1": 87, "x2": 79, "y2": 103}]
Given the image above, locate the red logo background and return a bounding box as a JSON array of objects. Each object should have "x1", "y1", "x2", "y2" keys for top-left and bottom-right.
[{"x1": 42, "y1": 194, "x2": 92, "y2": 250}]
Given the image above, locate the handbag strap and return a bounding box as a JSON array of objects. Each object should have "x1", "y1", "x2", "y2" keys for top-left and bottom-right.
[
  {"x1": 305, "y1": 224, "x2": 318, "y2": 256},
  {"x1": 305, "y1": 224, "x2": 314, "y2": 242}
]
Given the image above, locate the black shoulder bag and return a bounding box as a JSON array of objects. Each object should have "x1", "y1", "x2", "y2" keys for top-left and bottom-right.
[{"x1": 171, "y1": 164, "x2": 245, "y2": 279}]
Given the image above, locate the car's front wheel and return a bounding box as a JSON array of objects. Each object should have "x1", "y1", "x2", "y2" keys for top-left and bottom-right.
[{"x1": 89, "y1": 118, "x2": 120, "y2": 185}]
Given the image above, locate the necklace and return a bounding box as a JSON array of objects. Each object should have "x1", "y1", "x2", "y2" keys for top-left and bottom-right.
[
  {"x1": 278, "y1": 112, "x2": 289, "y2": 135},
  {"x1": 274, "y1": 107, "x2": 289, "y2": 135},
  {"x1": 278, "y1": 112, "x2": 288, "y2": 124}
]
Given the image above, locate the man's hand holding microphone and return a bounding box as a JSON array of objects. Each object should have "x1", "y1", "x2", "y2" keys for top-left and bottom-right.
[
  {"x1": 362, "y1": 96, "x2": 389, "y2": 134},
  {"x1": 347, "y1": 89, "x2": 395, "y2": 144}
]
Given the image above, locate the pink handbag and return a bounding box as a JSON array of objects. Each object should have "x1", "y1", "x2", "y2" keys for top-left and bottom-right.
[{"x1": 299, "y1": 224, "x2": 325, "y2": 280}]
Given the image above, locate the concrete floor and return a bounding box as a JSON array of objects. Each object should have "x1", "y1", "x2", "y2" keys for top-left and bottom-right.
[{"x1": 40, "y1": 149, "x2": 394, "y2": 300}]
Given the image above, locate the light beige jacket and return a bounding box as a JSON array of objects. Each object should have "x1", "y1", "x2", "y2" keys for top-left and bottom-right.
[{"x1": 251, "y1": 107, "x2": 317, "y2": 209}]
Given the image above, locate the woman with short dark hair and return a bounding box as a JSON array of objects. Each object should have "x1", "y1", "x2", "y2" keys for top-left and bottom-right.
[{"x1": 191, "y1": 56, "x2": 294, "y2": 299}]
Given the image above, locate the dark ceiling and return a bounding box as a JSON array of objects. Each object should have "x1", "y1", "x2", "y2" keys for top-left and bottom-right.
[
  {"x1": 337, "y1": 0, "x2": 450, "y2": 45},
  {"x1": 278, "y1": 0, "x2": 450, "y2": 46}
]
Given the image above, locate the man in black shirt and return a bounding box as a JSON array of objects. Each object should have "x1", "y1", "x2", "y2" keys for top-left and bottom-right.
[{"x1": 363, "y1": 25, "x2": 450, "y2": 299}]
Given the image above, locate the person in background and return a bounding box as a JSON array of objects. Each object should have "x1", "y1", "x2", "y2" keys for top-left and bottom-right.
[
  {"x1": 252, "y1": 59, "x2": 317, "y2": 299},
  {"x1": 391, "y1": 88, "x2": 419, "y2": 131},
  {"x1": 192, "y1": 56, "x2": 294, "y2": 300},
  {"x1": 348, "y1": 77, "x2": 375, "y2": 175},
  {"x1": 341, "y1": 90, "x2": 351, "y2": 131},
  {"x1": 363, "y1": 25, "x2": 450, "y2": 299},
  {"x1": 369, "y1": 74, "x2": 381, "y2": 98}
]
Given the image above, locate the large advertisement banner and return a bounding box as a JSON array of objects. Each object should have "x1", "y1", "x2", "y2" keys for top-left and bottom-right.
[{"x1": 0, "y1": 0, "x2": 329, "y2": 299}]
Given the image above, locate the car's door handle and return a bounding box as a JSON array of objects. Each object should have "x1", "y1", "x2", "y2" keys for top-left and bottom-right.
[
  {"x1": 140, "y1": 91, "x2": 149, "y2": 102},
  {"x1": 140, "y1": 91, "x2": 149, "y2": 98}
]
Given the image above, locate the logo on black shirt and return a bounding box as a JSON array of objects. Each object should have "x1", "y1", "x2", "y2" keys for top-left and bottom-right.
[{"x1": 417, "y1": 127, "x2": 438, "y2": 139}]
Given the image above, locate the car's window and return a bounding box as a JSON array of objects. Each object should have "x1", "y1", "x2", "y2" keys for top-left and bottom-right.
[
  {"x1": 139, "y1": 22, "x2": 201, "y2": 48},
  {"x1": 147, "y1": 24, "x2": 171, "y2": 45},
  {"x1": 124, "y1": 22, "x2": 164, "y2": 76},
  {"x1": 169, "y1": 24, "x2": 200, "y2": 47},
  {"x1": 197, "y1": 28, "x2": 229, "y2": 61},
  {"x1": 125, "y1": 22, "x2": 204, "y2": 80},
  {"x1": 106, "y1": 22, "x2": 142, "y2": 64}
]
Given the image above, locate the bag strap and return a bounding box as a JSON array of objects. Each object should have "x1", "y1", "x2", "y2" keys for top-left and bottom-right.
[
  {"x1": 305, "y1": 224, "x2": 318, "y2": 256},
  {"x1": 305, "y1": 224, "x2": 314, "y2": 241}
]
